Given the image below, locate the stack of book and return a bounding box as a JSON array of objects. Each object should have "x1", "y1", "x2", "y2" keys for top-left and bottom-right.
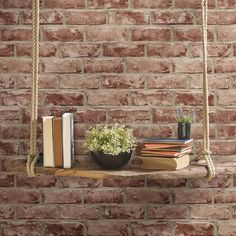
[
  {"x1": 140, "y1": 138, "x2": 193, "y2": 171},
  {"x1": 43, "y1": 113, "x2": 74, "y2": 169}
]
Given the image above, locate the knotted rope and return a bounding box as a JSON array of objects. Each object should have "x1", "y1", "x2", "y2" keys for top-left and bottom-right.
[{"x1": 26, "y1": 0, "x2": 40, "y2": 176}]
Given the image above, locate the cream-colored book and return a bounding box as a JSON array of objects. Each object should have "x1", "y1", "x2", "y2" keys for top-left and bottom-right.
[
  {"x1": 140, "y1": 154, "x2": 190, "y2": 171},
  {"x1": 43, "y1": 116, "x2": 54, "y2": 167}
]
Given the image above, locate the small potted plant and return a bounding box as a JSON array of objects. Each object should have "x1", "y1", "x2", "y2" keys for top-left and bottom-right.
[
  {"x1": 176, "y1": 107, "x2": 195, "y2": 139},
  {"x1": 84, "y1": 124, "x2": 135, "y2": 170}
]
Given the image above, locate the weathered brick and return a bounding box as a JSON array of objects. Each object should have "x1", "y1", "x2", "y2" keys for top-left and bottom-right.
[
  {"x1": 215, "y1": 190, "x2": 236, "y2": 203},
  {"x1": 148, "y1": 205, "x2": 188, "y2": 219},
  {"x1": 15, "y1": 205, "x2": 58, "y2": 219},
  {"x1": 2, "y1": 222, "x2": 42, "y2": 236},
  {"x1": 65, "y1": 11, "x2": 106, "y2": 25},
  {"x1": 45, "y1": 223, "x2": 84, "y2": 236},
  {"x1": 218, "y1": 90, "x2": 236, "y2": 105},
  {"x1": 0, "y1": 141, "x2": 19, "y2": 155},
  {"x1": 210, "y1": 141, "x2": 236, "y2": 155},
  {"x1": 210, "y1": 109, "x2": 236, "y2": 123},
  {"x1": 153, "y1": 108, "x2": 176, "y2": 123},
  {"x1": 0, "y1": 58, "x2": 31, "y2": 73},
  {"x1": 0, "y1": 206, "x2": 14, "y2": 219},
  {"x1": 0, "y1": 44, "x2": 14, "y2": 57},
  {"x1": 88, "y1": 0, "x2": 128, "y2": 9},
  {"x1": 60, "y1": 205, "x2": 99, "y2": 219},
  {"x1": 218, "y1": 221, "x2": 236, "y2": 236},
  {"x1": 175, "y1": 222, "x2": 214, "y2": 236},
  {"x1": 3, "y1": 0, "x2": 32, "y2": 8},
  {"x1": 42, "y1": 189, "x2": 83, "y2": 204},
  {"x1": 44, "y1": 0, "x2": 85, "y2": 8},
  {"x1": 218, "y1": 26, "x2": 236, "y2": 41},
  {"x1": 0, "y1": 11, "x2": 18, "y2": 24},
  {"x1": 218, "y1": 0, "x2": 236, "y2": 8},
  {"x1": 175, "y1": 0, "x2": 215, "y2": 8},
  {"x1": 133, "y1": 0, "x2": 172, "y2": 8},
  {"x1": 59, "y1": 176, "x2": 100, "y2": 188},
  {"x1": 103, "y1": 177, "x2": 145, "y2": 187},
  {"x1": 0, "y1": 109, "x2": 20, "y2": 124},
  {"x1": 131, "y1": 28, "x2": 171, "y2": 41},
  {"x1": 0, "y1": 173, "x2": 14, "y2": 187},
  {"x1": 127, "y1": 189, "x2": 171, "y2": 204},
  {"x1": 1, "y1": 91, "x2": 33, "y2": 106},
  {"x1": 74, "y1": 109, "x2": 106, "y2": 124},
  {"x1": 215, "y1": 59, "x2": 236, "y2": 73},
  {"x1": 85, "y1": 189, "x2": 123, "y2": 203},
  {"x1": 147, "y1": 178, "x2": 187, "y2": 188},
  {"x1": 0, "y1": 189, "x2": 40, "y2": 203},
  {"x1": 131, "y1": 222, "x2": 172, "y2": 236},
  {"x1": 2, "y1": 28, "x2": 31, "y2": 41},
  {"x1": 219, "y1": 125, "x2": 236, "y2": 138}
]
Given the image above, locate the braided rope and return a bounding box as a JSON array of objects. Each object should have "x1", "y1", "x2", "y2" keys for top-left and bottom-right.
[
  {"x1": 26, "y1": 0, "x2": 40, "y2": 176},
  {"x1": 198, "y1": 0, "x2": 216, "y2": 180}
]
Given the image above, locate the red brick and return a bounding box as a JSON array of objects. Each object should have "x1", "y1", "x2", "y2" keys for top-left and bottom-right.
[
  {"x1": 0, "y1": 141, "x2": 19, "y2": 155},
  {"x1": 2, "y1": 125, "x2": 29, "y2": 139},
  {"x1": 2, "y1": 222, "x2": 42, "y2": 236},
  {"x1": 102, "y1": 205, "x2": 145, "y2": 219},
  {"x1": 0, "y1": 44, "x2": 14, "y2": 57},
  {"x1": 133, "y1": 0, "x2": 172, "y2": 8},
  {"x1": 88, "y1": 0, "x2": 128, "y2": 8},
  {"x1": 103, "y1": 177, "x2": 145, "y2": 187},
  {"x1": 103, "y1": 43, "x2": 144, "y2": 57},
  {"x1": 0, "y1": 173, "x2": 14, "y2": 187},
  {"x1": 147, "y1": 43, "x2": 187, "y2": 57},
  {"x1": 43, "y1": 27, "x2": 83, "y2": 42},
  {"x1": 85, "y1": 59, "x2": 124, "y2": 73},
  {"x1": 59, "y1": 176, "x2": 100, "y2": 188},
  {"x1": 131, "y1": 91, "x2": 173, "y2": 106},
  {"x1": 108, "y1": 109, "x2": 150, "y2": 124},
  {"x1": 21, "y1": 10, "x2": 63, "y2": 24},
  {"x1": 174, "y1": 190, "x2": 212, "y2": 204},
  {"x1": 147, "y1": 178, "x2": 187, "y2": 188},
  {"x1": 153, "y1": 11, "x2": 193, "y2": 24},
  {"x1": 87, "y1": 27, "x2": 128, "y2": 41},
  {"x1": 218, "y1": 90, "x2": 236, "y2": 105},
  {"x1": 109, "y1": 11, "x2": 149, "y2": 24},
  {"x1": 174, "y1": 27, "x2": 214, "y2": 41},
  {"x1": 85, "y1": 189, "x2": 123, "y2": 203},
  {"x1": 42, "y1": 59, "x2": 81, "y2": 73},
  {"x1": 219, "y1": 125, "x2": 236, "y2": 138},
  {"x1": 173, "y1": 59, "x2": 213, "y2": 73},
  {"x1": 15, "y1": 205, "x2": 58, "y2": 219},
  {"x1": 74, "y1": 109, "x2": 106, "y2": 124},
  {"x1": 153, "y1": 108, "x2": 176, "y2": 123},
  {"x1": 127, "y1": 58, "x2": 170, "y2": 73},
  {"x1": 218, "y1": 221, "x2": 236, "y2": 236},
  {"x1": 127, "y1": 189, "x2": 171, "y2": 204},
  {"x1": 210, "y1": 109, "x2": 236, "y2": 123},
  {"x1": 45, "y1": 92, "x2": 84, "y2": 106},
  {"x1": 102, "y1": 74, "x2": 145, "y2": 89},
  {"x1": 218, "y1": 26, "x2": 236, "y2": 41},
  {"x1": 175, "y1": 91, "x2": 215, "y2": 106},
  {"x1": 191, "y1": 124, "x2": 217, "y2": 139},
  {"x1": 16, "y1": 174, "x2": 56, "y2": 187},
  {"x1": 0, "y1": 109, "x2": 20, "y2": 124},
  {"x1": 1, "y1": 158, "x2": 25, "y2": 172},
  {"x1": 65, "y1": 11, "x2": 106, "y2": 25},
  {"x1": 87, "y1": 90, "x2": 128, "y2": 106},
  {"x1": 2, "y1": 28, "x2": 31, "y2": 41},
  {"x1": 1, "y1": 91, "x2": 33, "y2": 106},
  {"x1": 232, "y1": 206, "x2": 236, "y2": 218},
  {"x1": 0, "y1": 11, "x2": 18, "y2": 24},
  {"x1": 60, "y1": 205, "x2": 99, "y2": 220},
  {"x1": 190, "y1": 205, "x2": 230, "y2": 220},
  {"x1": 3, "y1": 0, "x2": 32, "y2": 8},
  {"x1": 131, "y1": 28, "x2": 171, "y2": 41},
  {"x1": 218, "y1": 0, "x2": 236, "y2": 8},
  {"x1": 190, "y1": 43, "x2": 231, "y2": 57},
  {"x1": 45, "y1": 223, "x2": 84, "y2": 236},
  {"x1": 0, "y1": 189, "x2": 40, "y2": 203},
  {"x1": 215, "y1": 190, "x2": 236, "y2": 203},
  {"x1": 42, "y1": 189, "x2": 83, "y2": 204},
  {"x1": 60, "y1": 74, "x2": 99, "y2": 89},
  {"x1": 134, "y1": 125, "x2": 173, "y2": 139},
  {"x1": 175, "y1": 0, "x2": 215, "y2": 8},
  {"x1": 210, "y1": 141, "x2": 236, "y2": 155},
  {"x1": 44, "y1": 0, "x2": 85, "y2": 8},
  {"x1": 175, "y1": 222, "x2": 214, "y2": 236},
  {"x1": 0, "y1": 58, "x2": 31, "y2": 73},
  {"x1": 148, "y1": 205, "x2": 188, "y2": 219},
  {"x1": 0, "y1": 206, "x2": 14, "y2": 219},
  {"x1": 88, "y1": 221, "x2": 129, "y2": 236},
  {"x1": 16, "y1": 43, "x2": 57, "y2": 57},
  {"x1": 215, "y1": 59, "x2": 236, "y2": 73},
  {"x1": 131, "y1": 222, "x2": 172, "y2": 236}
]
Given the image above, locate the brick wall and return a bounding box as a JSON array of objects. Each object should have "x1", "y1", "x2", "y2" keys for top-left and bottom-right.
[{"x1": 1, "y1": 0, "x2": 236, "y2": 235}]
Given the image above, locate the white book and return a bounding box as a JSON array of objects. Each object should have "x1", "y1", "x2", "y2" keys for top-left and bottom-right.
[
  {"x1": 62, "y1": 113, "x2": 74, "y2": 168},
  {"x1": 43, "y1": 116, "x2": 54, "y2": 167}
]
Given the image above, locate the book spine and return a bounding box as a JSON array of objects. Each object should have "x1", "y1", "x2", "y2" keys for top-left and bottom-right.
[{"x1": 53, "y1": 117, "x2": 63, "y2": 168}]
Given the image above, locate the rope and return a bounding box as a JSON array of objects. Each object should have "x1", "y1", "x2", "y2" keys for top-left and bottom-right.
[
  {"x1": 195, "y1": 0, "x2": 216, "y2": 180},
  {"x1": 26, "y1": 0, "x2": 40, "y2": 176}
]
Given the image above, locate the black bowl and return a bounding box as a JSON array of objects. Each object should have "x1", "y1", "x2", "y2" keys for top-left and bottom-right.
[{"x1": 90, "y1": 151, "x2": 132, "y2": 170}]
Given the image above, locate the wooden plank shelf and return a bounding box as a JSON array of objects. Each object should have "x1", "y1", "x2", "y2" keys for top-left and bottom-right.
[{"x1": 7, "y1": 156, "x2": 236, "y2": 179}]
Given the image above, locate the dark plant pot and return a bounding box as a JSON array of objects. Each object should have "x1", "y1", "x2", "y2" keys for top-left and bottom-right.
[
  {"x1": 178, "y1": 123, "x2": 191, "y2": 139},
  {"x1": 90, "y1": 151, "x2": 132, "y2": 170}
]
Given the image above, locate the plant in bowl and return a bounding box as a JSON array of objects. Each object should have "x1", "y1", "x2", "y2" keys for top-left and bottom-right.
[
  {"x1": 176, "y1": 107, "x2": 195, "y2": 139},
  {"x1": 84, "y1": 124, "x2": 135, "y2": 170}
]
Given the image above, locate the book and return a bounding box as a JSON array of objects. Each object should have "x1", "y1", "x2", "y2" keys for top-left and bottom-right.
[
  {"x1": 53, "y1": 117, "x2": 63, "y2": 168},
  {"x1": 62, "y1": 113, "x2": 74, "y2": 168},
  {"x1": 140, "y1": 154, "x2": 190, "y2": 170},
  {"x1": 141, "y1": 147, "x2": 192, "y2": 157},
  {"x1": 42, "y1": 116, "x2": 54, "y2": 167},
  {"x1": 144, "y1": 138, "x2": 193, "y2": 145}
]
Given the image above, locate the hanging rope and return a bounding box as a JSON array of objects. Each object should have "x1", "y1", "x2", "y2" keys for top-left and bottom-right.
[
  {"x1": 195, "y1": 0, "x2": 216, "y2": 180},
  {"x1": 26, "y1": 0, "x2": 40, "y2": 176}
]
